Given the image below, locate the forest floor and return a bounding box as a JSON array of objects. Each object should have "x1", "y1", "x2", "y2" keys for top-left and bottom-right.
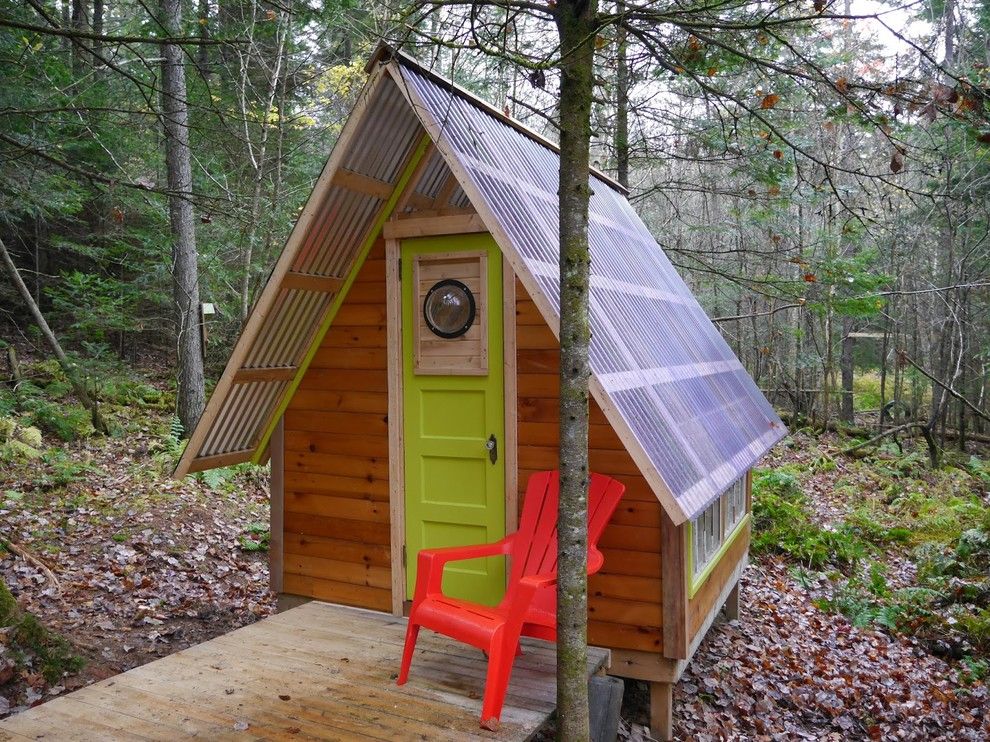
[{"x1": 0, "y1": 356, "x2": 988, "y2": 738}]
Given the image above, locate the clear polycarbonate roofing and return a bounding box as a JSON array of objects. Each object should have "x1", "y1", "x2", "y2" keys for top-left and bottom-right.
[{"x1": 395, "y1": 62, "x2": 786, "y2": 520}]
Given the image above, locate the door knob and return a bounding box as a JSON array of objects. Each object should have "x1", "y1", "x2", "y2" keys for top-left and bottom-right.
[{"x1": 486, "y1": 434, "x2": 498, "y2": 464}]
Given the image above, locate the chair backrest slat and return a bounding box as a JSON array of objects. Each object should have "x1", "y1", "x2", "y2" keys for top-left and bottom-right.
[{"x1": 507, "y1": 471, "x2": 625, "y2": 589}]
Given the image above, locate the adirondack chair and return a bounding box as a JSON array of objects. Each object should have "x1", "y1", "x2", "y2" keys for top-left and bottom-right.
[{"x1": 397, "y1": 470, "x2": 626, "y2": 730}]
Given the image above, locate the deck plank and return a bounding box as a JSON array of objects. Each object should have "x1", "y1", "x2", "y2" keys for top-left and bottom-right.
[{"x1": 0, "y1": 601, "x2": 609, "y2": 741}]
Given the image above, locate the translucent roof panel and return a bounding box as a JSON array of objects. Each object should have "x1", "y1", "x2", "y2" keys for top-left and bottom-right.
[{"x1": 397, "y1": 62, "x2": 786, "y2": 521}]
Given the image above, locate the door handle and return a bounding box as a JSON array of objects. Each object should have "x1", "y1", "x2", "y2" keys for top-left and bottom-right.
[{"x1": 486, "y1": 434, "x2": 498, "y2": 465}]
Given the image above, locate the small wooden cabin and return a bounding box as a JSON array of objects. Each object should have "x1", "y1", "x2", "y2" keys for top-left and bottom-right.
[{"x1": 175, "y1": 45, "x2": 786, "y2": 739}]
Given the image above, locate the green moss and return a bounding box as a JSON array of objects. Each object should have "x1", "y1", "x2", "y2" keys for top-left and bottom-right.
[
  {"x1": 0, "y1": 580, "x2": 84, "y2": 685},
  {"x1": 0, "y1": 581, "x2": 16, "y2": 624}
]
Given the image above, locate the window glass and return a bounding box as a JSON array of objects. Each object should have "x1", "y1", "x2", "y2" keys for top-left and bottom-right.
[
  {"x1": 423, "y1": 279, "x2": 476, "y2": 338},
  {"x1": 726, "y1": 476, "x2": 747, "y2": 533},
  {"x1": 691, "y1": 474, "x2": 747, "y2": 579}
]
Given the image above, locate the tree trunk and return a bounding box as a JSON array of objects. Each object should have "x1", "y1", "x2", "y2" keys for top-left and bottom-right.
[
  {"x1": 553, "y1": 2, "x2": 598, "y2": 740},
  {"x1": 71, "y1": 0, "x2": 87, "y2": 76},
  {"x1": 0, "y1": 237, "x2": 108, "y2": 434},
  {"x1": 614, "y1": 1, "x2": 629, "y2": 189},
  {"x1": 197, "y1": 0, "x2": 211, "y2": 76},
  {"x1": 840, "y1": 318, "x2": 854, "y2": 424},
  {"x1": 239, "y1": 13, "x2": 287, "y2": 320},
  {"x1": 160, "y1": 0, "x2": 206, "y2": 436}
]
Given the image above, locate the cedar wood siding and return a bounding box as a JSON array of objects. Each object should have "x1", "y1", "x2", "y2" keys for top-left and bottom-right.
[
  {"x1": 280, "y1": 239, "x2": 392, "y2": 612},
  {"x1": 514, "y1": 279, "x2": 665, "y2": 654}
]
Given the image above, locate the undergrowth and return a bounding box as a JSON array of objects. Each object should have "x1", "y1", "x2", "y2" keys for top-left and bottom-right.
[
  {"x1": 753, "y1": 441, "x2": 990, "y2": 681},
  {"x1": 0, "y1": 580, "x2": 83, "y2": 685}
]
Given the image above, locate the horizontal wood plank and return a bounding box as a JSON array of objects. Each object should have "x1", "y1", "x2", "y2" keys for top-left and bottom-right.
[
  {"x1": 284, "y1": 491, "x2": 389, "y2": 523},
  {"x1": 297, "y1": 368, "x2": 388, "y2": 393},
  {"x1": 282, "y1": 532, "x2": 391, "y2": 567},
  {"x1": 283, "y1": 511, "x2": 390, "y2": 545},
  {"x1": 283, "y1": 553, "x2": 391, "y2": 590},
  {"x1": 283, "y1": 471, "x2": 389, "y2": 500},
  {"x1": 281, "y1": 574, "x2": 392, "y2": 611}
]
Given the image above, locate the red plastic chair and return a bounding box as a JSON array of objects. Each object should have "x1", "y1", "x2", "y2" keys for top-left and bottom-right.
[{"x1": 396, "y1": 470, "x2": 626, "y2": 730}]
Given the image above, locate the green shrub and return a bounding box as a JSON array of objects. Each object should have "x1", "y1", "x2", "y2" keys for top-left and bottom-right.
[
  {"x1": 238, "y1": 522, "x2": 270, "y2": 552},
  {"x1": 24, "y1": 399, "x2": 93, "y2": 441},
  {"x1": 752, "y1": 468, "x2": 866, "y2": 569},
  {"x1": 37, "y1": 449, "x2": 101, "y2": 489},
  {"x1": 957, "y1": 608, "x2": 990, "y2": 654}
]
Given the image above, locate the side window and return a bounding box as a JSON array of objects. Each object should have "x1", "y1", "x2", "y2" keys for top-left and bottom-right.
[
  {"x1": 690, "y1": 473, "x2": 749, "y2": 582},
  {"x1": 725, "y1": 476, "x2": 747, "y2": 533}
]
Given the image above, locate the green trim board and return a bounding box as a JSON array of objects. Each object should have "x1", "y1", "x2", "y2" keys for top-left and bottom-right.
[
  {"x1": 686, "y1": 513, "x2": 751, "y2": 599},
  {"x1": 401, "y1": 234, "x2": 506, "y2": 606},
  {"x1": 251, "y1": 133, "x2": 433, "y2": 463}
]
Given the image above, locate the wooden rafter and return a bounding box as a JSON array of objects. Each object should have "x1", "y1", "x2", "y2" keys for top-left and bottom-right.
[
  {"x1": 431, "y1": 173, "x2": 459, "y2": 209},
  {"x1": 331, "y1": 168, "x2": 393, "y2": 200},
  {"x1": 232, "y1": 366, "x2": 297, "y2": 384},
  {"x1": 281, "y1": 272, "x2": 344, "y2": 293}
]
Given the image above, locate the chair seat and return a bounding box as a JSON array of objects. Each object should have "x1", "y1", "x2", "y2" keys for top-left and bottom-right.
[{"x1": 412, "y1": 596, "x2": 506, "y2": 651}]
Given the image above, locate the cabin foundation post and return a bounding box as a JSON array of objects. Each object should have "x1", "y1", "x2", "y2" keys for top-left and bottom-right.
[
  {"x1": 649, "y1": 681, "x2": 673, "y2": 741},
  {"x1": 724, "y1": 579, "x2": 740, "y2": 621}
]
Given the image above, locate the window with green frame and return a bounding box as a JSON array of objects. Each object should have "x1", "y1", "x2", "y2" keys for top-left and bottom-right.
[{"x1": 689, "y1": 474, "x2": 748, "y2": 590}]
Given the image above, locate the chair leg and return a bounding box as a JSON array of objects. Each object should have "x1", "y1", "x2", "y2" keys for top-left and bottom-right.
[
  {"x1": 397, "y1": 622, "x2": 420, "y2": 685},
  {"x1": 480, "y1": 634, "x2": 517, "y2": 731}
]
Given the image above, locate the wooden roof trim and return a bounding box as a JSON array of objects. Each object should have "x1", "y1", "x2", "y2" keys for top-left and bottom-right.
[
  {"x1": 186, "y1": 448, "x2": 256, "y2": 473},
  {"x1": 382, "y1": 213, "x2": 486, "y2": 240},
  {"x1": 368, "y1": 42, "x2": 629, "y2": 196},
  {"x1": 384, "y1": 61, "x2": 688, "y2": 526},
  {"x1": 173, "y1": 64, "x2": 393, "y2": 479}
]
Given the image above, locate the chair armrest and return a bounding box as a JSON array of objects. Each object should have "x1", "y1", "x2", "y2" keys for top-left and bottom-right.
[
  {"x1": 587, "y1": 547, "x2": 605, "y2": 576},
  {"x1": 415, "y1": 538, "x2": 515, "y2": 598},
  {"x1": 518, "y1": 572, "x2": 557, "y2": 592}
]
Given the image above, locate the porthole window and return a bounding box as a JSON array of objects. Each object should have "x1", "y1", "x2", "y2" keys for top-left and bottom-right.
[{"x1": 423, "y1": 279, "x2": 476, "y2": 339}]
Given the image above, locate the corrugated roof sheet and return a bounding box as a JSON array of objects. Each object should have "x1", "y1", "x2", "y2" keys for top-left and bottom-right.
[{"x1": 394, "y1": 62, "x2": 786, "y2": 520}]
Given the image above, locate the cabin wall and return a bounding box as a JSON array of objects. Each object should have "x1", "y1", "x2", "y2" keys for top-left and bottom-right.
[
  {"x1": 280, "y1": 239, "x2": 392, "y2": 612},
  {"x1": 514, "y1": 279, "x2": 664, "y2": 654}
]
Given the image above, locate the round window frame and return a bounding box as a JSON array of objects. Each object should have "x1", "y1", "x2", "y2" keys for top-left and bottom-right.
[{"x1": 422, "y1": 278, "x2": 477, "y2": 339}]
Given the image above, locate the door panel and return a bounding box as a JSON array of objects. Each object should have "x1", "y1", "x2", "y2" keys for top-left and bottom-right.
[{"x1": 402, "y1": 233, "x2": 505, "y2": 606}]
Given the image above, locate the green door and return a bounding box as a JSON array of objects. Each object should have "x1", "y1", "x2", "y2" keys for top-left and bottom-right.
[{"x1": 402, "y1": 233, "x2": 505, "y2": 606}]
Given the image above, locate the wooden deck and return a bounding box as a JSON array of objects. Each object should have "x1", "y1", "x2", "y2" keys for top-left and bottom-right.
[{"x1": 0, "y1": 601, "x2": 609, "y2": 741}]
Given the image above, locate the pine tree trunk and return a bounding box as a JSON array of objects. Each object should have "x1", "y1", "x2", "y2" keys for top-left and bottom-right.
[
  {"x1": 161, "y1": 0, "x2": 206, "y2": 435},
  {"x1": 554, "y1": 2, "x2": 598, "y2": 739}
]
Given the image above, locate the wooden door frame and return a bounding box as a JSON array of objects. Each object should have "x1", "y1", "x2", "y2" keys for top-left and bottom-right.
[{"x1": 385, "y1": 222, "x2": 517, "y2": 617}]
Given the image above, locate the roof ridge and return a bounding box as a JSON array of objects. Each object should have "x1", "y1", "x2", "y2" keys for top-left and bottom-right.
[{"x1": 366, "y1": 41, "x2": 629, "y2": 196}]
